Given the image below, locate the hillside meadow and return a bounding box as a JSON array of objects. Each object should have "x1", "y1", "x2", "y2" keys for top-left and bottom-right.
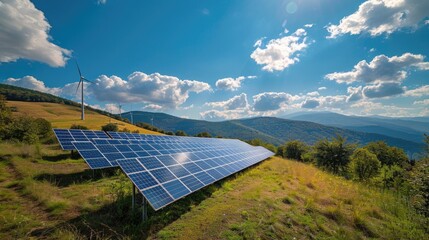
[
  {"x1": 6, "y1": 101, "x2": 159, "y2": 134},
  {"x1": 0, "y1": 141, "x2": 427, "y2": 239}
]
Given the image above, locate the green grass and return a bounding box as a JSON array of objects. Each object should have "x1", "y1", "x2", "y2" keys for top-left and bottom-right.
[
  {"x1": 6, "y1": 100, "x2": 160, "y2": 134},
  {"x1": 0, "y1": 142, "x2": 427, "y2": 239}
]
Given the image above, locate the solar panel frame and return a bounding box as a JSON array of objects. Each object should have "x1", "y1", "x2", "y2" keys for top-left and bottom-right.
[{"x1": 53, "y1": 128, "x2": 110, "y2": 150}]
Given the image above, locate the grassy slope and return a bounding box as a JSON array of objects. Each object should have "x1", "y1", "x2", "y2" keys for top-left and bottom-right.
[
  {"x1": 6, "y1": 101, "x2": 160, "y2": 134},
  {"x1": 157, "y1": 157, "x2": 427, "y2": 239},
  {"x1": 0, "y1": 143, "x2": 427, "y2": 239}
]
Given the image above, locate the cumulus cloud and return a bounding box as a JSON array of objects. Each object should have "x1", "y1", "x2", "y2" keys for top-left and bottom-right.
[
  {"x1": 250, "y1": 28, "x2": 311, "y2": 72},
  {"x1": 215, "y1": 76, "x2": 255, "y2": 91},
  {"x1": 4, "y1": 76, "x2": 61, "y2": 95},
  {"x1": 199, "y1": 109, "x2": 251, "y2": 121},
  {"x1": 0, "y1": 0, "x2": 71, "y2": 67},
  {"x1": 346, "y1": 86, "x2": 363, "y2": 102},
  {"x1": 144, "y1": 104, "x2": 163, "y2": 111},
  {"x1": 403, "y1": 85, "x2": 429, "y2": 97},
  {"x1": 362, "y1": 81, "x2": 405, "y2": 98},
  {"x1": 90, "y1": 72, "x2": 211, "y2": 108},
  {"x1": 413, "y1": 99, "x2": 429, "y2": 105},
  {"x1": 205, "y1": 93, "x2": 249, "y2": 110},
  {"x1": 325, "y1": 53, "x2": 429, "y2": 84},
  {"x1": 301, "y1": 99, "x2": 320, "y2": 109},
  {"x1": 327, "y1": 0, "x2": 429, "y2": 38},
  {"x1": 252, "y1": 92, "x2": 295, "y2": 111},
  {"x1": 318, "y1": 87, "x2": 327, "y2": 91}
]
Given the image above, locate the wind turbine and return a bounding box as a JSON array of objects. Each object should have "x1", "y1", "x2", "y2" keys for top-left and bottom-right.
[{"x1": 75, "y1": 61, "x2": 92, "y2": 120}]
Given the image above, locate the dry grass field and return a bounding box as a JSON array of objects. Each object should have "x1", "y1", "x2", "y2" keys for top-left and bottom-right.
[{"x1": 6, "y1": 101, "x2": 160, "y2": 134}]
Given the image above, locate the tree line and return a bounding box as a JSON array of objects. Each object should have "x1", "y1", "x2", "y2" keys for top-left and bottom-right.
[{"x1": 274, "y1": 135, "x2": 429, "y2": 217}]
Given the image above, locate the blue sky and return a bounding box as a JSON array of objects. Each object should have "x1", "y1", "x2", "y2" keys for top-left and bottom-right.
[{"x1": 1, "y1": 0, "x2": 428, "y2": 120}]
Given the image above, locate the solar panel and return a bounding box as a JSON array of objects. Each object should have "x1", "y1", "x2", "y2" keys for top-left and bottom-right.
[
  {"x1": 116, "y1": 144, "x2": 273, "y2": 210},
  {"x1": 53, "y1": 129, "x2": 110, "y2": 150},
  {"x1": 54, "y1": 128, "x2": 274, "y2": 210}
]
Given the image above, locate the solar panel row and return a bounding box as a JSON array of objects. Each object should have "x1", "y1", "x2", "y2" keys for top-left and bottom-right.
[
  {"x1": 118, "y1": 147, "x2": 272, "y2": 209},
  {"x1": 53, "y1": 129, "x2": 274, "y2": 210},
  {"x1": 53, "y1": 129, "x2": 110, "y2": 150}
]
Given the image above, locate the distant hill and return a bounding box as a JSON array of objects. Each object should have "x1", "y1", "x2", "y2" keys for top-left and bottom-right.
[
  {"x1": 123, "y1": 111, "x2": 424, "y2": 155},
  {"x1": 0, "y1": 84, "x2": 159, "y2": 134},
  {"x1": 283, "y1": 111, "x2": 428, "y2": 143}
]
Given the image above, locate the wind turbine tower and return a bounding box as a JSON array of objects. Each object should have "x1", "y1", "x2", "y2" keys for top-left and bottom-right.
[{"x1": 75, "y1": 61, "x2": 92, "y2": 120}]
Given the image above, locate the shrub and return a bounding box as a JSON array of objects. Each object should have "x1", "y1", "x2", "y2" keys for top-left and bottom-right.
[
  {"x1": 349, "y1": 148, "x2": 381, "y2": 181},
  {"x1": 70, "y1": 124, "x2": 88, "y2": 130},
  {"x1": 34, "y1": 118, "x2": 52, "y2": 139},
  {"x1": 101, "y1": 123, "x2": 118, "y2": 132},
  {"x1": 409, "y1": 158, "x2": 429, "y2": 216},
  {"x1": 175, "y1": 130, "x2": 187, "y2": 136},
  {"x1": 283, "y1": 140, "x2": 308, "y2": 161},
  {"x1": 196, "y1": 132, "x2": 211, "y2": 138},
  {"x1": 314, "y1": 135, "x2": 355, "y2": 175},
  {"x1": 166, "y1": 131, "x2": 174, "y2": 135},
  {"x1": 365, "y1": 141, "x2": 408, "y2": 167}
]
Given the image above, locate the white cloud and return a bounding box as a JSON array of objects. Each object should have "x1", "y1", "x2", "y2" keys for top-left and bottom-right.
[
  {"x1": 250, "y1": 28, "x2": 311, "y2": 72},
  {"x1": 301, "y1": 99, "x2": 319, "y2": 109},
  {"x1": 327, "y1": 0, "x2": 429, "y2": 38},
  {"x1": 346, "y1": 86, "x2": 363, "y2": 102},
  {"x1": 97, "y1": 0, "x2": 107, "y2": 4},
  {"x1": 369, "y1": 48, "x2": 376, "y2": 52},
  {"x1": 318, "y1": 87, "x2": 327, "y2": 91},
  {"x1": 252, "y1": 92, "x2": 295, "y2": 111},
  {"x1": 215, "y1": 76, "x2": 255, "y2": 91},
  {"x1": 90, "y1": 72, "x2": 212, "y2": 108},
  {"x1": 104, "y1": 103, "x2": 120, "y2": 114},
  {"x1": 200, "y1": 109, "x2": 253, "y2": 121},
  {"x1": 205, "y1": 93, "x2": 249, "y2": 110},
  {"x1": 306, "y1": 91, "x2": 319, "y2": 97},
  {"x1": 362, "y1": 81, "x2": 405, "y2": 98},
  {"x1": 0, "y1": 0, "x2": 71, "y2": 67},
  {"x1": 325, "y1": 53, "x2": 429, "y2": 84},
  {"x1": 143, "y1": 104, "x2": 163, "y2": 111},
  {"x1": 403, "y1": 85, "x2": 429, "y2": 97},
  {"x1": 425, "y1": 20, "x2": 429, "y2": 25},
  {"x1": 413, "y1": 99, "x2": 429, "y2": 105},
  {"x1": 4, "y1": 76, "x2": 61, "y2": 95},
  {"x1": 253, "y1": 37, "x2": 265, "y2": 48},
  {"x1": 304, "y1": 23, "x2": 314, "y2": 28}
]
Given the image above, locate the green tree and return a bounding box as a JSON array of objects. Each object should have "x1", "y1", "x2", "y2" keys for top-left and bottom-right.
[
  {"x1": 424, "y1": 134, "x2": 429, "y2": 158},
  {"x1": 0, "y1": 94, "x2": 12, "y2": 139},
  {"x1": 365, "y1": 141, "x2": 408, "y2": 166},
  {"x1": 70, "y1": 124, "x2": 88, "y2": 130},
  {"x1": 349, "y1": 148, "x2": 381, "y2": 181},
  {"x1": 408, "y1": 158, "x2": 429, "y2": 216},
  {"x1": 6, "y1": 116, "x2": 39, "y2": 144},
  {"x1": 34, "y1": 118, "x2": 52, "y2": 139},
  {"x1": 283, "y1": 140, "x2": 308, "y2": 161},
  {"x1": 166, "y1": 131, "x2": 174, "y2": 135},
  {"x1": 175, "y1": 130, "x2": 187, "y2": 136},
  {"x1": 101, "y1": 123, "x2": 119, "y2": 132},
  {"x1": 314, "y1": 135, "x2": 355, "y2": 175},
  {"x1": 196, "y1": 132, "x2": 211, "y2": 138}
]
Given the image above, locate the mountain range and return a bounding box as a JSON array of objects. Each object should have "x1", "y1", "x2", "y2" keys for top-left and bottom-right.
[{"x1": 122, "y1": 111, "x2": 425, "y2": 156}]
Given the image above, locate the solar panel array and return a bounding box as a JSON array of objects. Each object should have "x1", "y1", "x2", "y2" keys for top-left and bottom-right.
[
  {"x1": 118, "y1": 145, "x2": 272, "y2": 209},
  {"x1": 53, "y1": 128, "x2": 110, "y2": 150},
  {"x1": 53, "y1": 129, "x2": 274, "y2": 210}
]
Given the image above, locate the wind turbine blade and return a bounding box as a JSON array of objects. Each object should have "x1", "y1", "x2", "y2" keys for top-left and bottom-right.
[
  {"x1": 75, "y1": 60, "x2": 82, "y2": 77},
  {"x1": 82, "y1": 77, "x2": 93, "y2": 83},
  {"x1": 75, "y1": 80, "x2": 82, "y2": 94}
]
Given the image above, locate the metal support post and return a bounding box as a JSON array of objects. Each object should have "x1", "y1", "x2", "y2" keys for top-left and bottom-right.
[
  {"x1": 142, "y1": 197, "x2": 148, "y2": 221},
  {"x1": 132, "y1": 184, "x2": 136, "y2": 210}
]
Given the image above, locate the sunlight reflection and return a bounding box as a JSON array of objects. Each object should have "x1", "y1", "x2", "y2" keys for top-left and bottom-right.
[{"x1": 175, "y1": 152, "x2": 189, "y2": 164}]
